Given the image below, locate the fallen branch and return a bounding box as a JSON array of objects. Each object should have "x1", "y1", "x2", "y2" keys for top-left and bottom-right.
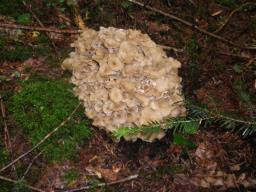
[
  {"x1": 0, "y1": 175, "x2": 44, "y2": 192},
  {"x1": 128, "y1": 0, "x2": 256, "y2": 50},
  {"x1": 0, "y1": 23, "x2": 81, "y2": 34},
  {"x1": 65, "y1": 174, "x2": 138, "y2": 192},
  {"x1": 0, "y1": 96, "x2": 11, "y2": 155},
  {"x1": 214, "y1": 2, "x2": 255, "y2": 34},
  {"x1": 0, "y1": 103, "x2": 81, "y2": 173}
]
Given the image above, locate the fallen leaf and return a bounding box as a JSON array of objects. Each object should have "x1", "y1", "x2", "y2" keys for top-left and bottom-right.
[
  {"x1": 213, "y1": 178, "x2": 224, "y2": 186},
  {"x1": 226, "y1": 174, "x2": 235, "y2": 188},
  {"x1": 211, "y1": 10, "x2": 223, "y2": 16},
  {"x1": 230, "y1": 164, "x2": 240, "y2": 171}
]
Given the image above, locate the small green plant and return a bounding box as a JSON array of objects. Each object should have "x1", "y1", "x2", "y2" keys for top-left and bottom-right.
[
  {"x1": 9, "y1": 79, "x2": 91, "y2": 162},
  {"x1": 173, "y1": 134, "x2": 196, "y2": 149},
  {"x1": 62, "y1": 169, "x2": 80, "y2": 186},
  {"x1": 17, "y1": 13, "x2": 31, "y2": 24},
  {"x1": 121, "y1": 1, "x2": 132, "y2": 10},
  {"x1": 0, "y1": 141, "x2": 9, "y2": 167},
  {"x1": 0, "y1": 0, "x2": 24, "y2": 17},
  {"x1": 233, "y1": 79, "x2": 252, "y2": 104}
]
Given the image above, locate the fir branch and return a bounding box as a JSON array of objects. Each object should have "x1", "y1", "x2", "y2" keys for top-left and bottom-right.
[{"x1": 113, "y1": 102, "x2": 256, "y2": 139}]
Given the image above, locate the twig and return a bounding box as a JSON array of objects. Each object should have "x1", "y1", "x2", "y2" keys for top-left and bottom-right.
[
  {"x1": 128, "y1": 0, "x2": 256, "y2": 50},
  {"x1": 0, "y1": 96, "x2": 11, "y2": 153},
  {"x1": 0, "y1": 175, "x2": 44, "y2": 192},
  {"x1": 0, "y1": 96, "x2": 17, "y2": 175},
  {"x1": 157, "y1": 44, "x2": 184, "y2": 53},
  {"x1": 214, "y1": 2, "x2": 255, "y2": 34},
  {"x1": 65, "y1": 174, "x2": 138, "y2": 192},
  {"x1": 0, "y1": 103, "x2": 81, "y2": 173},
  {"x1": 21, "y1": 151, "x2": 43, "y2": 180},
  {"x1": 0, "y1": 23, "x2": 81, "y2": 34},
  {"x1": 217, "y1": 51, "x2": 253, "y2": 60},
  {"x1": 245, "y1": 57, "x2": 256, "y2": 67},
  {"x1": 22, "y1": 1, "x2": 60, "y2": 58}
]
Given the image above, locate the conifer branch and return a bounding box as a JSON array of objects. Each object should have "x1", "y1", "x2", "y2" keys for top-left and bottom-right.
[{"x1": 113, "y1": 102, "x2": 256, "y2": 139}]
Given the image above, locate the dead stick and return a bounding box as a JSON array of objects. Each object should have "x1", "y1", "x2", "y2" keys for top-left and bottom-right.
[
  {"x1": 0, "y1": 175, "x2": 44, "y2": 192},
  {"x1": 214, "y1": 2, "x2": 255, "y2": 34},
  {"x1": 157, "y1": 44, "x2": 184, "y2": 52},
  {"x1": 0, "y1": 23, "x2": 81, "y2": 34},
  {"x1": 0, "y1": 23, "x2": 178, "y2": 52},
  {"x1": 128, "y1": 0, "x2": 256, "y2": 50},
  {"x1": 0, "y1": 96, "x2": 17, "y2": 175},
  {"x1": 217, "y1": 51, "x2": 252, "y2": 60},
  {"x1": 22, "y1": 1, "x2": 60, "y2": 58},
  {"x1": 65, "y1": 174, "x2": 138, "y2": 192},
  {"x1": 21, "y1": 151, "x2": 43, "y2": 180},
  {"x1": 0, "y1": 103, "x2": 81, "y2": 173},
  {"x1": 0, "y1": 96, "x2": 10, "y2": 152}
]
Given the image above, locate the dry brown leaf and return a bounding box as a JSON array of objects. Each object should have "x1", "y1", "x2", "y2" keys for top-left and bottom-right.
[
  {"x1": 230, "y1": 164, "x2": 240, "y2": 171},
  {"x1": 211, "y1": 10, "x2": 223, "y2": 16}
]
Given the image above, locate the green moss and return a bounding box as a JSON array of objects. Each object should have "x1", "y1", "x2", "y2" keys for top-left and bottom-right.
[
  {"x1": 9, "y1": 79, "x2": 91, "y2": 162},
  {"x1": 0, "y1": 141, "x2": 9, "y2": 167},
  {"x1": 187, "y1": 38, "x2": 202, "y2": 75},
  {"x1": 215, "y1": 0, "x2": 236, "y2": 7},
  {"x1": 250, "y1": 18, "x2": 256, "y2": 32},
  {"x1": 62, "y1": 169, "x2": 80, "y2": 186},
  {"x1": 0, "y1": 42, "x2": 52, "y2": 62},
  {"x1": 17, "y1": 13, "x2": 31, "y2": 25},
  {"x1": 0, "y1": 141, "x2": 12, "y2": 192},
  {"x1": 0, "y1": 46, "x2": 31, "y2": 62},
  {"x1": 187, "y1": 38, "x2": 201, "y2": 59},
  {"x1": 0, "y1": 181, "x2": 12, "y2": 192},
  {"x1": 0, "y1": 0, "x2": 24, "y2": 17}
]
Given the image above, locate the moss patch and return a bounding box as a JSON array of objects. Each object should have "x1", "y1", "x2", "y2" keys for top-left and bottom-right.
[
  {"x1": 62, "y1": 169, "x2": 80, "y2": 186},
  {"x1": 0, "y1": 0, "x2": 24, "y2": 18},
  {"x1": 9, "y1": 79, "x2": 91, "y2": 162},
  {"x1": 215, "y1": 0, "x2": 236, "y2": 7},
  {"x1": 0, "y1": 141, "x2": 12, "y2": 192}
]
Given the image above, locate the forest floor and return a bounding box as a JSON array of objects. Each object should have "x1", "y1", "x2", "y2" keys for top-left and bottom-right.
[{"x1": 0, "y1": 0, "x2": 256, "y2": 191}]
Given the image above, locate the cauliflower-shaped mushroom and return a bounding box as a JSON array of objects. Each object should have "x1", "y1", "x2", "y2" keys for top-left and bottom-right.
[{"x1": 62, "y1": 27, "x2": 186, "y2": 142}]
